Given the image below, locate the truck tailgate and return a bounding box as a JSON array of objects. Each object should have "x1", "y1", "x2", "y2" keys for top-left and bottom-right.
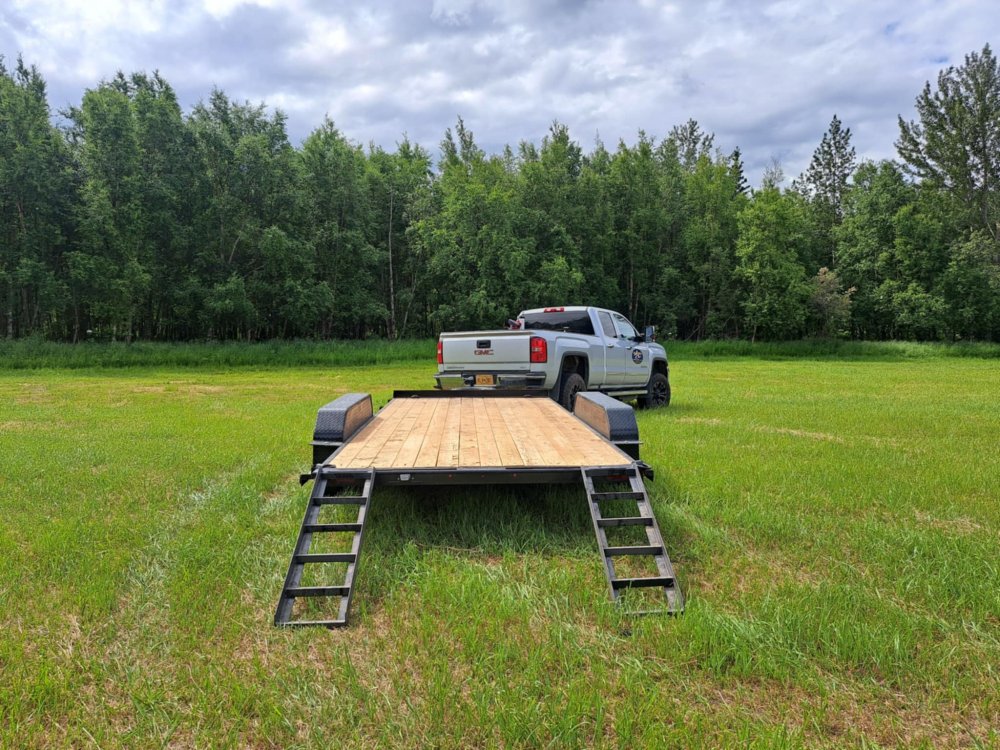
[{"x1": 440, "y1": 331, "x2": 531, "y2": 371}]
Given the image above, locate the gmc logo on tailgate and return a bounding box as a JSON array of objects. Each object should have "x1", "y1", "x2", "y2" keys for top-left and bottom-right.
[
  {"x1": 474, "y1": 348, "x2": 493, "y2": 356},
  {"x1": 475, "y1": 340, "x2": 492, "y2": 355}
]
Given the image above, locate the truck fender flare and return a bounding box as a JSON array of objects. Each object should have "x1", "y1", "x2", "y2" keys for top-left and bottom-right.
[
  {"x1": 547, "y1": 351, "x2": 590, "y2": 401},
  {"x1": 645, "y1": 357, "x2": 669, "y2": 388},
  {"x1": 558, "y1": 350, "x2": 590, "y2": 379}
]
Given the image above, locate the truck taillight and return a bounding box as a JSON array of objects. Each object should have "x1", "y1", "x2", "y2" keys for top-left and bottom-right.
[
  {"x1": 529, "y1": 336, "x2": 547, "y2": 363},
  {"x1": 437, "y1": 340, "x2": 443, "y2": 365}
]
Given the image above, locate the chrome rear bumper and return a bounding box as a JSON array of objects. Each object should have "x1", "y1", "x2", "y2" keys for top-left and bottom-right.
[{"x1": 434, "y1": 372, "x2": 548, "y2": 390}]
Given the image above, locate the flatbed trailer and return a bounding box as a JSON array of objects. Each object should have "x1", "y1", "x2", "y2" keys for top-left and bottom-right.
[{"x1": 275, "y1": 390, "x2": 683, "y2": 627}]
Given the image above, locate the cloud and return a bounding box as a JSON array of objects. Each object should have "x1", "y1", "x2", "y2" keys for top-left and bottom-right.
[{"x1": 1, "y1": 0, "x2": 996, "y2": 183}]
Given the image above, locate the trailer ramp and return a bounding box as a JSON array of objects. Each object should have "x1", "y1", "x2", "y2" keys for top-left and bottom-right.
[
  {"x1": 274, "y1": 468, "x2": 374, "y2": 627},
  {"x1": 583, "y1": 464, "x2": 683, "y2": 614}
]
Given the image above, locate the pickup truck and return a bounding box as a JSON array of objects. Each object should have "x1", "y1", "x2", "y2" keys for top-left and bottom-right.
[{"x1": 433, "y1": 306, "x2": 670, "y2": 411}]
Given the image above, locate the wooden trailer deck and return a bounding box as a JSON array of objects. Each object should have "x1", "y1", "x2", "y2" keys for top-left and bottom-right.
[{"x1": 328, "y1": 395, "x2": 632, "y2": 470}]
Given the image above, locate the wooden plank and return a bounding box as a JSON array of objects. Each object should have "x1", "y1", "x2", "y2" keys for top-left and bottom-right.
[
  {"x1": 413, "y1": 398, "x2": 449, "y2": 468},
  {"x1": 371, "y1": 398, "x2": 423, "y2": 468},
  {"x1": 494, "y1": 399, "x2": 550, "y2": 466},
  {"x1": 483, "y1": 398, "x2": 526, "y2": 466},
  {"x1": 519, "y1": 399, "x2": 569, "y2": 465},
  {"x1": 472, "y1": 396, "x2": 503, "y2": 467},
  {"x1": 436, "y1": 397, "x2": 462, "y2": 467},
  {"x1": 531, "y1": 398, "x2": 588, "y2": 466},
  {"x1": 332, "y1": 398, "x2": 411, "y2": 468},
  {"x1": 458, "y1": 397, "x2": 481, "y2": 467},
  {"x1": 392, "y1": 398, "x2": 439, "y2": 468},
  {"x1": 562, "y1": 406, "x2": 632, "y2": 465}
]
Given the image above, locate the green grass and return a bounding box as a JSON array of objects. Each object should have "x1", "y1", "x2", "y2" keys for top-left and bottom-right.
[
  {"x1": 1, "y1": 353, "x2": 998, "y2": 748},
  {"x1": 2, "y1": 337, "x2": 999, "y2": 370}
]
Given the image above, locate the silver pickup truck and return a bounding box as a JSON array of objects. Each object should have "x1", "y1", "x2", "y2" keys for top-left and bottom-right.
[{"x1": 434, "y1": 306, "x2": 670, "y2": 410}]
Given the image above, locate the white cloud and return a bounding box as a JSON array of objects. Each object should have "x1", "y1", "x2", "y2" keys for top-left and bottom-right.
[{"x1": 2, "y1": 0, "x2": 997, "y2": 181}]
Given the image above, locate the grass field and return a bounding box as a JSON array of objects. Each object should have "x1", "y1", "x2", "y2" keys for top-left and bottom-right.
[{"x1": 1, "y1": 348, "x2": 998, "y2": 748}]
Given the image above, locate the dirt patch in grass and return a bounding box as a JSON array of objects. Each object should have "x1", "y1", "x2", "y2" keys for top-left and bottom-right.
[
  {"x1": 677, "y1": 416, "x2": 724, "y2": 426},
  {"x1": 914, "y1": 510, "x2": 983, "y2": 535}
]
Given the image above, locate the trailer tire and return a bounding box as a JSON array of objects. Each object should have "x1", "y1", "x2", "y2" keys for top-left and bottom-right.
[
  {"x1": 559, "y1": 372, "x2": 586, "y2": 412},
  {"x1": 639, "y1": 372, "x2": 671, "y2": 408}
]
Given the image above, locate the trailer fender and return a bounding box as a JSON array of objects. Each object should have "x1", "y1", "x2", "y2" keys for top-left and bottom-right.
[
  {"x1": 572, "y1": 391, "x2": 641, "y2": 459},
  {"x1": 310, "y1": 393, "x2": 373, "y2": 466}
]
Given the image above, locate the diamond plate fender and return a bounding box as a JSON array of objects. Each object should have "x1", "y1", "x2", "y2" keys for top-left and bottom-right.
[
  {"x1": 573, "y1": 391, "x2": 641, "y2": 459},
  {"x1": 310, "y1": 393, "x2": 373, "y2": 465}
]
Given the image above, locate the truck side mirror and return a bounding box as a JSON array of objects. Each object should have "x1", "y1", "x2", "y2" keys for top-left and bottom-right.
[{"x1": 644, "y1": 325, "x2": 655, "y2": 342}]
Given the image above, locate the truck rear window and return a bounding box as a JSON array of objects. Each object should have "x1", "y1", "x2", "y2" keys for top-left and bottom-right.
[{"x1": 521, "y1": 311, "x2": 594, "y2": 335}]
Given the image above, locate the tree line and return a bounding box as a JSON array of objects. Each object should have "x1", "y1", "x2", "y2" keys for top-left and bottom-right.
[{"x1": 1, "y1": 45, "x2": 998, "y2": 342}]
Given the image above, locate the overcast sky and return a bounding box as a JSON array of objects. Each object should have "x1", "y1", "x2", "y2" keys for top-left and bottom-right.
[{"x1": 1, "y1": 0, "x2": 996, "y2": 183}]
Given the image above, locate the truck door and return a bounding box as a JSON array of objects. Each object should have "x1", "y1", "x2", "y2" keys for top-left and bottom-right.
[
  {"x1": 597, "y1": 310, "x2": 627, "y2": 384},
  {"x1": 613, "y1": 313, "x2": 652, "y2": 386}
]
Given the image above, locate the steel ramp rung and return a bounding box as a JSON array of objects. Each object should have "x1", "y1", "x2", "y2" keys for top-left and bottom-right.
[
  {"x1": 597, "y1": 517, "x2": 653, "y2": 528},
  {"x1": 294, "y1": 552, "x2": 356, "y2": 563},
  {"x1": 590, "y1": 491, "x2": 645, "y2": 502},
  {"x1": 281, "y1": 618, "x2": 346, "y2": 628},
  {"x1": 302, "y1": 522, "x2": 362, "y2": 533},
  {"x1": 286, "y1": 585, "x2": 350, "y2": 597},
  {"x1": 315, "y1": 495, "x2": 367, "y2": 505},
  {"x1": 612, "y1": 576, "x2": 675, "y2": 590},
  {"x1": 604, "y1": 544, "x2": 663, "y2": 556}
]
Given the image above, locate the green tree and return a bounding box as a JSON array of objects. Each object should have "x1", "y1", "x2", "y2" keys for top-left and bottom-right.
[
  {"x1": 808, "y1": 267, "x2": 854, "y2": 338},
  {"x1": 836, "y1": 161, "x2": 914, "y2": 337},
  {"x1": 794, "y1": 115, "x2": 857, "y2": 270},
  {"x1": 799, "y1": 115, "x2": 856, "y2": 218},
  {"x1": 940, "y1": 230, "x2": 1000, "y2": 339},
  {"x1": 367, "y1": 138, "x2": 432, "y2": 338},
  {"x1": 679, "y1": 152, "x2": 745, "y2": 337},
  {"x1": 667, "y1": 119, "x2": 715, "y2": 172},
  {"x1": 897, "y1": 44, "x2": 1000, "y2": 240},
  {"x1": 0, "y1": 57, "x2": 73, "y2": 338},
  {"x1": 188, "y1": 89, "x2": 301, "y2": 338},
  {"x1": 298, "y1": 119, "x2": 379, "y2": 337},
  {"x1": 735, "y1": 186, "x2": 810, "y2": 340},
  {"x1": 411, "y1": 119, "x2": 528, "y2": 330},
  {"x1": 72, "y1": 82, "x2": 151, "y2": 341}
]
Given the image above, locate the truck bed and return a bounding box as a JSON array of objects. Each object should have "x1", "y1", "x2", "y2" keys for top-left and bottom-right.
[{"x1": 327, "y1": 395, "x2": 632, "y2": 470}]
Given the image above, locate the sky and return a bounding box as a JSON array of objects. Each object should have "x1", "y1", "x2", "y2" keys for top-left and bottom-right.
[{"x1": 1, "y1": 0, "x2": 996, "y2": 183}]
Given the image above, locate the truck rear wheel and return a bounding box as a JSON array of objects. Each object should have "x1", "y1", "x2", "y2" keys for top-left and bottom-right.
[{"x1": 559, "y1": 372, "x2": 586, "y2": 412}]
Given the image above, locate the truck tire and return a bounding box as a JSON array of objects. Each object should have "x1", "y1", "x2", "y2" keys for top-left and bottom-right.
[
  {"x1": 559, "y1": 372, "x2": 586, "y2": 412},
  {"x1": 639, "y1": 372, "x2": 671, "y2": 408}
]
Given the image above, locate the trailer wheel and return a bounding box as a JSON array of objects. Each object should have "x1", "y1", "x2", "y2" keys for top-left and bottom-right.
[
  {"x1": 639, "y1": 372, "x2": 671, "y2": 408},
  {"x1": 559, "y1": 372, "x2": 586, "y2": 412}
]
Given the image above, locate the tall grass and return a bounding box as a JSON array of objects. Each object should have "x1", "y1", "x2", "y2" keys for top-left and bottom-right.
[
  {"x1": 0, "y1": 337, "x2": 436, "y2": 369},
  {"x1": 666, "y1": 338, "x2": 1000, "y2": 360},
  {"x1": 2, "y1": 337, "x2": 999, "y2": 370}
]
